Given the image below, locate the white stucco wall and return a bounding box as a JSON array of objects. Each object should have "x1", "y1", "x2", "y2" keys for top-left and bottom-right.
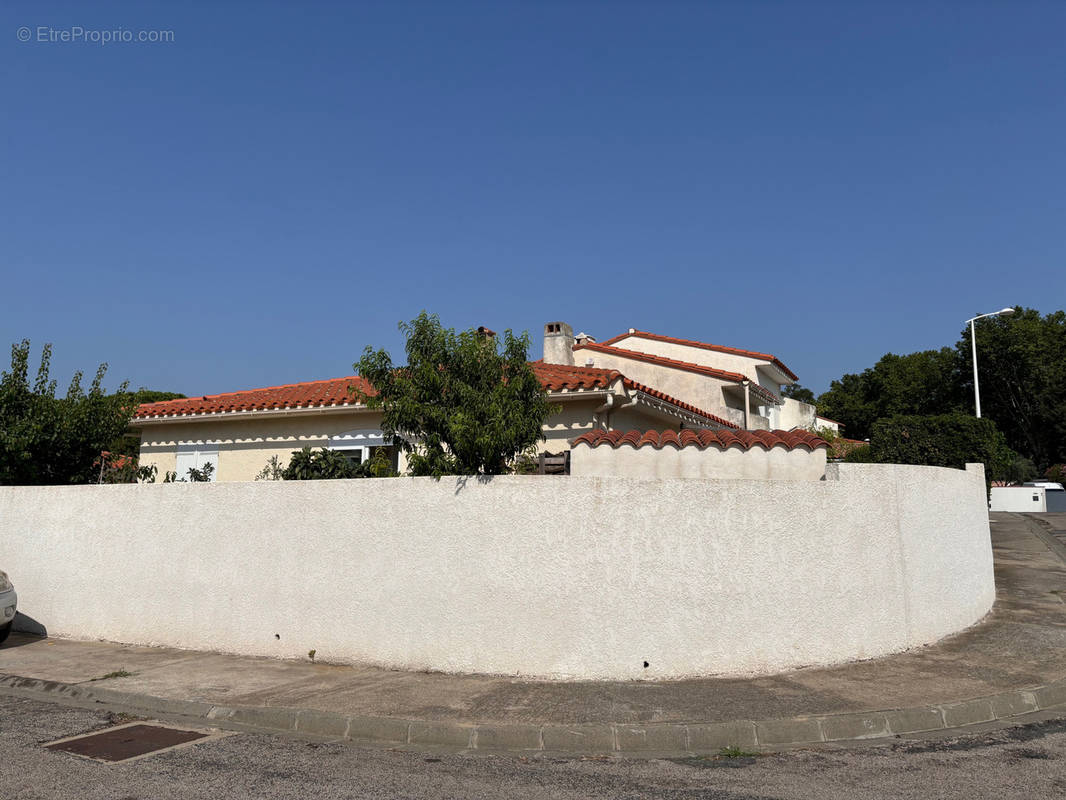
[
  {"x1": 604, "y1": 334, "x2": 783, "y2": 386},
  {"x1": 577, "y1": 349, "x2": 740, "y2": 422},
  {"x1": 0, "y1": 464, "x2": 994, "y2": 680},
  {"x1": 570, "y1": 443, "x2": 827, "y2": 481},
  {"x1": 779, "y1": 398, "x2": 818, "y2": 431}
]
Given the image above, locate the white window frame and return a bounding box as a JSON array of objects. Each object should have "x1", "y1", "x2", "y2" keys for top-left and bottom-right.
[
  {"x1": 328, "y1": 429, "x2": 386, "y2": 465},
  {"x1": 175, "y1": 442, "x2": 219, "y2": 481}
]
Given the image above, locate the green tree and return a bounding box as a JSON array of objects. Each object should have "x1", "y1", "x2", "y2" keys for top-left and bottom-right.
[
  {"x1": 782, "y1": 384, "x2": 816, "y2": 404},
  {"x1": 107, "y1": 389, "x2": 188, "y2": 458},
  {"x1": 0, "y1": 340, "x2": 135, "y2": 485},
  {"x1": 954, "y1": 308, "x2": 1066, "y2": 470},
  {"x1": 816, "y1": 348, "x2": 965, "y2": 440},
  {"x1": 355, "y1": 312, "x2": 554, "y2": 477}
]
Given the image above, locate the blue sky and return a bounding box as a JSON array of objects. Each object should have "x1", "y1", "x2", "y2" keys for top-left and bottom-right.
[{"x1": 3, "y1": 1, "x2": 1064, "y2": 396}]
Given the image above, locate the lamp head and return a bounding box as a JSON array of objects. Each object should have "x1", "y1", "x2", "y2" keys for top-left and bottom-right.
[{"x1": 997, "y1": 307, "x2": 1015, "y2": 315}]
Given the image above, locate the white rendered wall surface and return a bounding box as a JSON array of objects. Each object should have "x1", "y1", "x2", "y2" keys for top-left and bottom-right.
[
  {"x1": 570, "y1": 443, "x2": 828, "y2": 481},
  {"x1": 0, "y1": 465, "x2": 994, "y2": 680},
  {"x1": 990, "y1": 486, "x2": 1046, "y2": 512}
]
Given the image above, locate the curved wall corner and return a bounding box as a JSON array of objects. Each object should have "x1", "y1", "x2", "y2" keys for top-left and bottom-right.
[{"x1": 0, "y1": 463, "x2": 994, "y2": 680}]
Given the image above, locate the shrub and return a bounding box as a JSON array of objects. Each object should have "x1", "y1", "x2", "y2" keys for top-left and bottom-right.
[
  {"x1": 255, "y1": 455, "x2": 285, "y2": 481},
  {"x1": 842, "y1": 444, "x2": 875, "y2": 463},
  {"x1": 281, "y1": 447, "x2": 357, "y2": 480},
  {"x1": 868, "y1": 413, "x2": 1015, "y2": 478},
  {"x1": 185, "y1": 462, "x2": 214, "y2": 482}
]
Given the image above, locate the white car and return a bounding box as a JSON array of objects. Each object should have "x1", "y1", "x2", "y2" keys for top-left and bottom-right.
[{"x1": 0, "y1": 570, "x2": 16, "y2": 644}]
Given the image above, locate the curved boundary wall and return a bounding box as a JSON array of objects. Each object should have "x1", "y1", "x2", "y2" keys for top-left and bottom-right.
[{"x1": 0, "y1": 463, "x2": 994, "y2": 680}]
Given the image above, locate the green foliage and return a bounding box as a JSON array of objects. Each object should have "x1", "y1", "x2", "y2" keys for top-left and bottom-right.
[
  {"x1": 95, "y1": 452, "x2": 158, "y2": 484},
  {"x1": 815, "y1": 308, "x2": 1066, "y2": 470},
  {"x1": 782, "y1": 384, "x2": 816, "y2": 404},
  {"x1": 0, "y1": 339, "x2": 136, "y2": 485},
  {"x1": 816, "y1": 348, "x2": 964, "y2": 441},
  {"x1": 867, "y1": 413, "x2": 1015, "y2": 479},
  {"x1": 1047, "y1": 464, "x2": 1066, "y2": 483},
  {"x1": 842, "y1": 444, "x2": 875, "y2": 463},
  {"x1": 129, "y1": 389, "x2": 187, "y2": 404},
  {"x1": 255, "y1": 455, "x2": 286, "y2": 481},
  {"x1": 355, "y1": 312, "x2": 554, "y2": 477},
  {"x1": 185, "y1": 462, "x2": 214, "y2": 482},
  {"x1": 353, "y1": 448, "x2": 398, "y2": 478},
  {"x1": 281, "y1": 447, "x2": 357, "y2": 480},
  {"x1": 105, "y1": 390, "x2": 186, "y2": 460},
  {"x1": 954, "y1": 308, "x2": 1066, "y2": 472}
]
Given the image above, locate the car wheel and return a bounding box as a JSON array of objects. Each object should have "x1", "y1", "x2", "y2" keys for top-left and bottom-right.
[{"x1": 0, "y1": 622, "x2": 11, "y2": 644}]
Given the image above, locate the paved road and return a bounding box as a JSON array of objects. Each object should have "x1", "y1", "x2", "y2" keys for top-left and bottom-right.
[
  {"x1": 3, "y1": 695, "x2": 1066, "y2": 800},
  {"x1": 5, "y1": 512, "x2": 1064, "y2": 742}
]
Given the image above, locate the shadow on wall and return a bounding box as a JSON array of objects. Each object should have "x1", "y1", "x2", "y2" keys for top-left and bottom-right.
[{"x1": 453, "y1": 474, "x2": 495, "y2": 495}]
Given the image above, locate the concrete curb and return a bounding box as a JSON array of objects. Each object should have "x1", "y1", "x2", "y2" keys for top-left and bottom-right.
[
  {"x1": 1021, "y1": 513, "x2": 1066, "y2": 565},
  {"x1": 3, "y1": 672, "x2": 1066, "y2": 756}
]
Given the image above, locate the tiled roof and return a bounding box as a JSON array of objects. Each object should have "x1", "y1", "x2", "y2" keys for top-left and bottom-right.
[
  {"x1": 133, "y1": 376, "x2": 375, "y2": 418},
  {"x1": 599, "y1": 330, "x2": 799, "y2": 381},
  {"x1": 573, "y1": 342, "x2": 781, "y2": 405},
  {"x1": 572, "y1": 428, "x2": 830, "y2": 451},
  {"x1": 134, "y1": 362, "x2": 737, "y2": 426},
  {"x1": 527, "y1": 361, "x2": 621, "y2": 391}
]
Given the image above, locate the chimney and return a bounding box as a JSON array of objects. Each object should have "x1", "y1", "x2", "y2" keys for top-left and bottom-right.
[
  {"x1": 574, "y1": 331, "x2": 596, "y2": 347},
  {"x1": 476, "y1": 325, "x2": 496, "y2": 338},
  {"x1": 543, "y1": 321, "x2": 575, "y2": 365}
]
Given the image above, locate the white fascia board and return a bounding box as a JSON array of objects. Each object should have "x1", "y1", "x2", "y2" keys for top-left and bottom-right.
[
  {"x1": 131, "y1": 389, "x2": 610, "y2": 427},
  {"x1": 130, "y1": 403, "x2": 376, "y2": 426}
]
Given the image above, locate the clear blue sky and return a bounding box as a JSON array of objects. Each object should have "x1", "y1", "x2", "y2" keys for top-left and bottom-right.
[{"x1": 3, "y1": 1, "x2": 1064, "y2": 396}]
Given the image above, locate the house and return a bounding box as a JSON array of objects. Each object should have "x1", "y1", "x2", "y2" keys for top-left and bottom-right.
[
  {"x1": 132, "y1": 321, "x2": 822, "y2": 482},
  {"x1": 546, "y1": 323, "x2": 813, "y2": 431}
]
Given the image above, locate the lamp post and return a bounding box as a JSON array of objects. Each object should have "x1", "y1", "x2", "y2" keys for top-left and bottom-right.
[{"x1": 966, "y1": 307, "x2": 1014, "y2": 418}]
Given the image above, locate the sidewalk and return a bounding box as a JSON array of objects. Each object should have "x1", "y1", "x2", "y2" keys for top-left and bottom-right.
[{"x1": 3, "y1": 512, "x2": 1066, "y2": 754}]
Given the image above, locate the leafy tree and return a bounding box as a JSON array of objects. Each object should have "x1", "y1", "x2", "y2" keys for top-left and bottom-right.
[
  {"x1": 954, "y1": 308, "x2": 1066, "y2": 471},
  {"x1": 355, "y1": 312, "x2": 554, "y2": 476},
  {"x1": 816, "y1": 348, "x2": 966, "y2": 441},
  {"x1": 107, "y1": 389, "x2": 188, "y2": 458},
  {"x1": 0, "y1": 340, "x2": 136, "y2": 485},
  {"x1": 815, "y1": 307, "x2": 1066, "y2": 470},
  {"x1": 782, "y1": 384, "x2": 816, "y2": 404}
]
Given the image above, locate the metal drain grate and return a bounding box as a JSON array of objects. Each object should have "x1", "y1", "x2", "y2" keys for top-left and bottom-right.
[{"x1": 44, "y1": 723, "x2": 212, "y2": 763}]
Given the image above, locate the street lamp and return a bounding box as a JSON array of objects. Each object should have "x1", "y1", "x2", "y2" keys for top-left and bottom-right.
[{"x1": 966, "y1": 307, "x2": 1014, "y2": 418}]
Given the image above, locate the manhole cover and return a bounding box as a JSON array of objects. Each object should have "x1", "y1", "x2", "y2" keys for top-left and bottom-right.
[{"x1": 44, "y1": 723, "x2": 218, "y2": 763}]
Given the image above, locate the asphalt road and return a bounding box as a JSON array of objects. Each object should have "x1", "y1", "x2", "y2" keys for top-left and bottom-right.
[{"x1": 3, "y1": 695, "x2": 1066, "y2": 799}]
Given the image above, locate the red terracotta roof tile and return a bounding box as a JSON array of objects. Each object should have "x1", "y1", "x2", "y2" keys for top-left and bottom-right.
[
  {"x1": 599, "y1": 330, "x2": 799, "y2": 381},
  {"x1": 134, "y1": 362, "x2": 737, "y2": 427},
  {"x1": 573, "y1": 342, "x2": 781, "y2": 405},
  {"x1": 527, "y1": 361, "x2": 621, "y2": 391},
  {"x1": 571, "y1": 428, "x2": 830, "y2": 451},
  {"x1": 133, "y1": 376, "x2": 375, "y2": 419}
]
